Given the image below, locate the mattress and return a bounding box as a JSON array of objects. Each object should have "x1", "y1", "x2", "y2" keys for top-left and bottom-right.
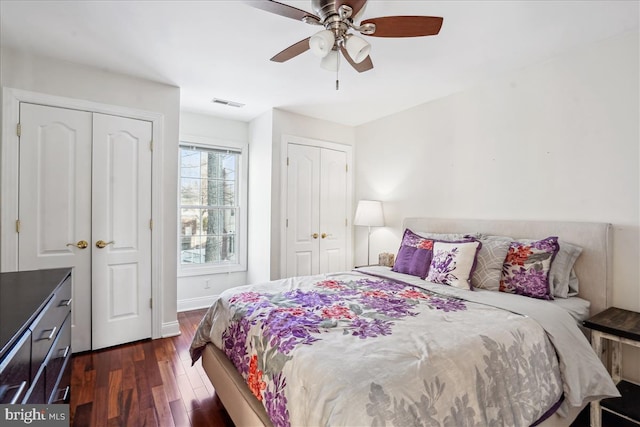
[{"x1": 190, "y1": 268, "x2": 618, "y2": 426}]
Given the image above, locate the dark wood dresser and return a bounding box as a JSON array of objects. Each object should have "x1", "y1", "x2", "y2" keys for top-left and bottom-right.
[{"x1": 0, "y1": 268, "x2": 72, "y2": 404}]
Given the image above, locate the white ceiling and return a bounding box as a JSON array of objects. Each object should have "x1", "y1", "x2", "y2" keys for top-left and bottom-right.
[{"x1": 1, "y1": 1, "x2": 638, "y2": 126}]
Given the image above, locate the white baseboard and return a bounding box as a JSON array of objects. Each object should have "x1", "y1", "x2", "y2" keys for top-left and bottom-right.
[
  {"x1": 177, "y1": 295, "x2": 218, "y2": 313},
  {"x1": 161, "y1": 321, "x2": 180, "y2": 338}
]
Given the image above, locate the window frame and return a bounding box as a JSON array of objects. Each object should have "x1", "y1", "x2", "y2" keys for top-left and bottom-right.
[{"x1": 177, "y1": 134, "x2": 248, "y2": 277}]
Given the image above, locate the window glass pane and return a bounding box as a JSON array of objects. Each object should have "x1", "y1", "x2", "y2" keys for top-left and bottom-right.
[
  {"x1": 179, "y1": 144, "x2": 241, "y2": 267},
  {"x1": 203, "y1": 234, "x2": 236, "y2": 262},
  {"x1": 202, "y1": 208, "x2": 216, "y2": 235},
  {"x1": 180, "y1": 149, "x2": 201, "y2": 178},
  {"x1": 223, "y1": 182, "x2": 236, "y2": 206},
  {"x1": 205, "y1": 180, "x2": 235, "y2": 206},
  {"x1": 181, "y1": 236, "x2": 203, "y2": 264},
  {"x1": 181, "y1": 178, "x2": 201, "y2": 206},
  {"x1": 180, "y1": 209, "x2": 200, "y2": 237},
  {"x1": 221, "y1": 153, "x2": 236, "y2": 180},
  {"x1": 202, "y1": 179, "x2": 221, "y2": 206}
]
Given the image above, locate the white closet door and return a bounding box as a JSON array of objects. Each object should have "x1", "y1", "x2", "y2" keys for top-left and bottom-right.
[
  {"x1": 18, "y1": 103, "x2": 93, "y2": 352},
  {"x1": 18, "y1": 104, "x2": 153, "y2": 351},
  {"x1": 286, "y1": 144, "x2": 320, "y2": 277},
  {"x1": 319, "y1": 148, "x2": 347, "y2": 273},
  {"x1": 91, "y1": 113, "x2": 152, "y2": 350}
]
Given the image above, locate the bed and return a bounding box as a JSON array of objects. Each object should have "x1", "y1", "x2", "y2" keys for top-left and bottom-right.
[{"x1": 190, "y1": 218, "x2": 619, "y2": 427}]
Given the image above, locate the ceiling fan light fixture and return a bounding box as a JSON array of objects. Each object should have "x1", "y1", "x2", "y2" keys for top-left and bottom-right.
[
  {"x1": 345, "y1": 35, "x2": 370, "y2": 64},
  {"x1": 320, "y1": 49, "x2": 339, "y2": 71},
  {"x1": 309, "y1": 29, "x2": 335, "y2": 58}
]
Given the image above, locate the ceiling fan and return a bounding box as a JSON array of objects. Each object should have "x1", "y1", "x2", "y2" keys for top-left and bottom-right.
[{"x1": 246, "y1": 0, "x2": 443, "y2": 78}]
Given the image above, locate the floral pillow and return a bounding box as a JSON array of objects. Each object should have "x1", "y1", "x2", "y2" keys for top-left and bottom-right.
[
  {"x1": 518, "y1": 239, "x2": 583, "y2": 298},
  {"x1": 499, "y1": 236, "x2": 559, "y2": 300},
  {"x1": 392, "y1": 229, "x2": 434, "y2": 279},
  {"x1": 425, "y1": 240, "x2": 482, "y2": 290}
]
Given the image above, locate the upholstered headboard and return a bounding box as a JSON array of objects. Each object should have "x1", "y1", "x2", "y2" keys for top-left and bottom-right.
[{"x1": 402, "y1": 218, "x2": 613, "y2": 316}]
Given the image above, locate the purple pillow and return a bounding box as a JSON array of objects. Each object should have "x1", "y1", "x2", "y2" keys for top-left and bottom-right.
[
  {"x1": 499, "y1": 236, "x2": 559, "y2": 300},
  {"x1": 392, "y1": 229, "x2": 434, "y2": 279}
]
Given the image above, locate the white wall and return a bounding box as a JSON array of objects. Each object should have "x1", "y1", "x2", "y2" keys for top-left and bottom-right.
[
  {"x1": 177, "y1": 111, "x2": 250, "y2": 311},
  {"x1": 270, "y1": 109, "x2": 356, "y2": 279},
  {"x1": 247, "y1": 110, "x2": 274, "y2": 284},
  {"x1": 0, "y1": 47, "x2": 181, "y2": 333},
  {"x1": 355, "y1": 30, "x2": 640, "y2": 379}
]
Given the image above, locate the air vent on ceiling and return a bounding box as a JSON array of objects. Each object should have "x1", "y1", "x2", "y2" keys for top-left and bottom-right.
[{"x1": 211, "y1": 98, "x2": 245, "y2": 108}]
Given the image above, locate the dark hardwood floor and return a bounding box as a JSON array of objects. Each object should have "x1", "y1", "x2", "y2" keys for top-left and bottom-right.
[{"x1": 70, "y1": 309, "x2": 235, "y2": 427}]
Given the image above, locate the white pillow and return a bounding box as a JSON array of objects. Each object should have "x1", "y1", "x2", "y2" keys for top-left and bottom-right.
[{"x1": 425, "y1": 240, "x2": 482, "y2": 290}]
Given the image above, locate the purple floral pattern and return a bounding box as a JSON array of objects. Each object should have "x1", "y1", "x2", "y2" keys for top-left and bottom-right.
[
  {"x1": 221, "y1": 277, "x2": 467, "y2": 427},
  {"x1": 425, "y1": 241, "x2": 482, "y2": 289},
  {"x1": 426, "y1": 247, "x2": 460, "y2": 284},
  {"x1": 500, "y1": 236, "x2": 559, "y2": 300}
]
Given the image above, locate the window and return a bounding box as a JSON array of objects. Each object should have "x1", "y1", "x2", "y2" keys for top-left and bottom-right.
[{"x1": 179, "y1": 137, "x2": 247, "y2": 274}]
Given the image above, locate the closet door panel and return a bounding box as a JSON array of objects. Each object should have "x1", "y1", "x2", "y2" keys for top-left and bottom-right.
[
  {"x1": 18, "y1": 103, "x2": 93, "y2": 352},
  {"x1": 91, "y1": 113, "x2": 152, "y2": 350},
  {"x1": 285, "y1": 144, "x2": 320, "y2": 277},
  {"x1": 319, "y1": 148, "x2": 347, "y2": 274}
]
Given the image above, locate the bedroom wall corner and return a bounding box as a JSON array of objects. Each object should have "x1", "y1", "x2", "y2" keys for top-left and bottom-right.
[{"x1": 247, "y1": 110, "x2": 274, "y2": 284}]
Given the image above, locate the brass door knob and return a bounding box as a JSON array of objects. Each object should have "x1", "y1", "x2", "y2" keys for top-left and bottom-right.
[
  {"x1": 66, "y1": 240, "x2": 88, "y2": 249},
  {"x1": 321, "y1": 233, "x2": 327, "y2": 239},
  {"x1": 96, "y1": 240, "x2": 115, "y2": 249},
  {"x1": 312, "y1": 233, "x2": 319, "y2": 239}
]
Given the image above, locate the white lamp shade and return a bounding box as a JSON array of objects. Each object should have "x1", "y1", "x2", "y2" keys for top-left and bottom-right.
[
  {"x1": 345, "y1": 35, "x2": 370, "y2": 64},
  {"x1": 354, "y1": 200, "x2": 384, "y2": 227},
  {"x1": 309, "y1": 30, "x2": 335, "y2": 58},
  {"x1": 320, "y1": 50, "x2": 339, "y2": 71}
]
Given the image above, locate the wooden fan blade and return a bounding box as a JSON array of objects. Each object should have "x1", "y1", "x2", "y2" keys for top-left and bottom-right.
[
  {"x1": 335, "y1": 0, "x2": 367, "y2": 18},
  {"x1": 362, "y1": 16, "x2": 443, "y2": 37},
  {"x1": 340, "y1": 46, "x2": 373, "y2": 73},
  {"x1": 271, "y1": 38, "x2": 311, "y2": 62},
  {"x1": 245, "y1": 0, "x2": 319, "y2": 22}
]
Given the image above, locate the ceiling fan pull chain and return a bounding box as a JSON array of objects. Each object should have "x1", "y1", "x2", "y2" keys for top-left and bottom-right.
[{"x1": 336, "y1": 48, "x2": 340, "y2": 90}]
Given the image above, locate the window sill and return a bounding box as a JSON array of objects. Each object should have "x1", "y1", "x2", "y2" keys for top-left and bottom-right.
[{"x1": 178, "y1": 263, "x2": 246, "y2": 278}]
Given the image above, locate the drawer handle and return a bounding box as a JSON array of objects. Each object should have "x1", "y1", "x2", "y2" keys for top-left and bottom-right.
[
  {"x1": 53, "y1": 385, "x2": 70, "y2": 403},
  {"x1": 3, "y1": 381, "x2": 27, "y2": 404},
  {"x1": 39, "y1": 326, "x2": 57, "y2": 341},
  {"x1": 59, "y1": 298, "x2": 72, "y2": 307},
  {"x1": 59, "y1": 345, "x2": 70, "y2": 359}
]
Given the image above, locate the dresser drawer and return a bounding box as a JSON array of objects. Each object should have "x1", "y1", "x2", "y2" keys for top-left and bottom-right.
[
  {"x1": 45, "y1": 313, "x2": 71, "y2": 401},
  {"x1": 0, "y1": 330, "x2": 31, "y2": 404},
  {"x1": 29, "y1": 276, "x2": 71, "y2": 382},
  {"x1": 49, "y1": 357, "x2": 71, "y2": 404}
]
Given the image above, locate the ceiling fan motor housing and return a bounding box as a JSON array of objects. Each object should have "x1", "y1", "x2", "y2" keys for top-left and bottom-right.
[{"x1": 312, "y1": 0, "x2": 340, "y2": 21}]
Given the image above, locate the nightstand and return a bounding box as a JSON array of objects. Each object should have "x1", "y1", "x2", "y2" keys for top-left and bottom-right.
[{"x1": 583, "y1": 307, "x2": 640, "y2": 427}]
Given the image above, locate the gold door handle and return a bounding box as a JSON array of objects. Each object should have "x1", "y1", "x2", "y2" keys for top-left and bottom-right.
[
  {"x1": 321, "y1": 233, "x2": 332, "y2": 239},
  {"x1": 66, "y1": 240, "x2": 88, "y2": 249},
  {"x1": 95, "y1": 240, "x2": 115, "y2": 249},
  {"x1": 312, "y1": 233, "x2": 319, "y2": 239}
]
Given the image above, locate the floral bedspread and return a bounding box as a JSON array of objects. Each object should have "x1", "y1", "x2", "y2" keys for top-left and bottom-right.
[{"x1": 189, "y1": 270, "x2": 576, "y2": 427}]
